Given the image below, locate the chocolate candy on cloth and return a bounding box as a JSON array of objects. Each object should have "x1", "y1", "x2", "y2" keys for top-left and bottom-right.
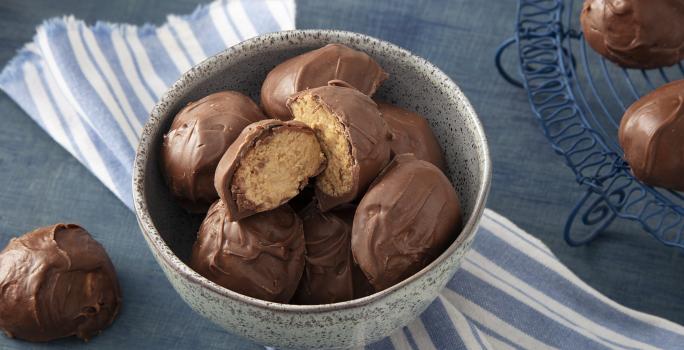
[
  {"x1": 351, "y1": 154, "x2": 462, "y2": 291},
  {"x1": 214, "y1": 119, "x2": 325, "y2": 221},
  {"x1": 376, "y1": 101, "x2": 446, "y2": 171},
  {"x1": 288, "y1": 85, "x2": 391, "y2": 211},
  {"x1": 292, "y1": 205, "x2": 355, "y2": 305},
  {"x1": 261, "y1": 44, "x2": 388, "y2": 120},
  {"x1": 190, "y1": 201, "x2": 305, "y2": 303},
  {"x1": 580, "y1": 0, "x2": 684, "y2": 69},
  {"x1": 619, "y1": 79, "x2": 684, "y2": 191},
  {"x1": 161, "y1": 91, "x2": 265, "y2": 213},
  {"x1": 0, "y1": 224, "x2": 121, "y2": 342}
]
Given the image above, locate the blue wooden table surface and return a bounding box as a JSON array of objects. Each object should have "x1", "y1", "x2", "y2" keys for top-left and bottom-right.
[{"x1": 0, "y1": 0, "x2": 683, "y2": 348}]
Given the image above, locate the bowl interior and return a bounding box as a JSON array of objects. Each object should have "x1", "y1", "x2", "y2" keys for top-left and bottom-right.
[{"x1": 140, "y1": 30, "x2": 489, "y2": 290}]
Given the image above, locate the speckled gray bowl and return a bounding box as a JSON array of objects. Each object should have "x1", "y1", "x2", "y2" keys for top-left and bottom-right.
[{"x1": 133, "y1": 30, "x2": 490, "y2": 349}]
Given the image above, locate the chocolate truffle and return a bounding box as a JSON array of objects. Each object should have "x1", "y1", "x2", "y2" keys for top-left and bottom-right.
[
  {"x1": 619, "y1": 79, "x2": 684, "y2": 191},
  {"x1": 352, "y1": 263, "x2": 375, "y2": 299},
  {"x1": 376, "y1": 102, "x2": 447, "y2": 171},
  {"x1": 162, "y1": 91, "x2": 265, "y2": 212},
  {"x1": 190, "y1": 201, "x2": 305, "y2": 303},
  {"x1": 292, "y1": 205, "x2": 355, "y2": 304},
  {"x1": 214, "y1": 119, "x2": 326, "y2": 221},
  {"x1": 351, "y1": 154, "x2": 462, "y2": 291},
  {"x1": 0, "y1": 224, "x2": 121, "y2": 342},
  {"x1": 288, "y1": 85, "x2": 392, "y2": 211},
  {"x1": 580, "y1": 0, "x2": 684, "y2": 69},
  {"x1": 261, "y1": 44, "x2": 388, "y2": 120}
]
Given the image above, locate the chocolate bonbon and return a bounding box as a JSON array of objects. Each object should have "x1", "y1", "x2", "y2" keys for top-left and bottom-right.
[
  {"x1": 351, "y1": 154, "x2": 462, "y2": 291},
  {"x1": 377, "y1": 102, "x2": 446, "y2": 171},
  {"x1": 619, "y1": 79, "x2": 684, "y2": 191},
  {"x1": 288, "y1": 85, "x2": 391, "y2": 211},
  {"x1": 581, "y1": 0, "x2": 684, "y2": 69},
  {"x1": 292, "y1": 205, "x2": 355, "y2": 304},
  {"x1": 190, "y1": 201, "x2": 305, "y2": 303},
  {"x1": 0, "y1": 224, "x2": 121, "y2": 342},
  {"x1": 162, "y1": 91, "x2": 265, "y2": 212},
  {"x1": 261, "y1": 44, "x2": 388, "y2": 119},
  {"x1": 214, "y1": 119, "x2": 325, "y2": 221}
]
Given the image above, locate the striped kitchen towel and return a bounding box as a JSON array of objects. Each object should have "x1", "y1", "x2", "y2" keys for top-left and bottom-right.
[{"x1": 1, "y1": 0, "x2": 684, "y2": 349}]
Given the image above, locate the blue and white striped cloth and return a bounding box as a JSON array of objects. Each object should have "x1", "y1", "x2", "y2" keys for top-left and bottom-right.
[{"x1": 1, "y1": 1, "x2": 683, "y2": 349}]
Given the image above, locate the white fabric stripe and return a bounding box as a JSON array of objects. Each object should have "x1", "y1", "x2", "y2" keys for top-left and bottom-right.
[
  {"x1": 437, "y1": 295, "x2": 483, "y2": 350},
  {"x1": 36, "y1": 27, "x2": 91, "y2": 129},
  {"x1": 156, "y1": 25, "x2": 192, "y2": 73},
  {"x1": 441, "y1": 288, "x2": 559, "y2": 350},
  {"x1": 481, "y1": 209, "x2": 684, "y2": 337},
  {"x1": 39, "y1": 61, "x2": 119, "y2": 195},
  {"x1": 65, "y1": 22, "x2": 139, "y2": 148},
  {"x1": 405, "y1": 318, "x2": 437, "y2": 350},
  {"x1": 22, "y1": 63, "x2": 76, "y2": 155},
  {"x1": 209, "y1": 1, "x2": 241, "y2": 46},
  {"x1": 110, "y1": 30, "x2": 156, "y2": 111},
  {"x1": 476, "y1": 328, "x2": 516, "y2": 350},
  {"x1": 283, "y1": 0, "x2": 295, "y2": 24},
  {"x1": 265, "y1": 0, "x2": 296, "y2": 30},
  {"x1": 227, "y1": 0, "x2": 258, "y2": 39},
  {"x1": 124, "y1": 26, "x2": 167, "y2": 97},
  {"x1": 483, "y1": 211, "x2": 553, "y2": 255},
  {"x1": 81, "y1": 25, "x2": 143, "y2": 133},
  {"x1": 463, "y1": 254, "x2": 629, "y2": 350},
  {"x1": 389, "y1": 330, "x2": 413, "y2": 350},
  {"x1": 167, "y1": 16, "x2": 207, "y2": 64}
]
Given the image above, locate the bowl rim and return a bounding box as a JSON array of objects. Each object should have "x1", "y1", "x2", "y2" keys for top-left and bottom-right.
[{"x1": 133, "y1": 29, "x2": 492, "y2": 313}]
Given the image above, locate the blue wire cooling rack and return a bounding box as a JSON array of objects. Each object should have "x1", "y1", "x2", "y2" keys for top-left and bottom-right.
[{"x1": 495, "y1": 0, "x2": 684, "y2": 248}]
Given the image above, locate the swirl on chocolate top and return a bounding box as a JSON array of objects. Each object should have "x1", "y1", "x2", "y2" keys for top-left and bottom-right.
[
  {"x1": 288, "y1": 85, "x2": 392, "y2": 211},
  {"x1": 580, "y1": 0, "x2": 684, "y2": 69},
  {"x1": 0, "y1": 224, "x2": 121, "y2": 342},
  {"x1": 190, "y1": 201, "x2": 305, "y2": 303},
  {"x1": 619, "y1": 79, "x2": 684, "y2": 191},
  {"x1": 351, "y1": 154, "x2": 462, "y2": 291},
  {"x1": 261, "y1": 44, "x2": 388, "y2": 120},
  {"x1": 292, "y1": 205, "x2": 355, "y2": 305},
  {"x1": 376, "y1": 102, "x2": 446, "y2": 171},
  {"x1": 162, "y1": 91, "x2": 265, "y2": 212}
]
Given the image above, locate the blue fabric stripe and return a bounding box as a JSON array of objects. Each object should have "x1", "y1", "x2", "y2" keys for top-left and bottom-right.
[
  {"x1": 449, "y1": 269, "x2": 613, "y2": 350},
  {"x1": 419, "y1": 299, "x2": 467, "y2": 350},
  {"x1": 77, "y1": 23, "x2": 141, "y2": 134},
  {"x1": 242, "y1": 0, "x2": 282, "y2": 34},
  {"x1": 367, "y1": 336, "x2": 396, "y2": 350},
  {"x1": 402, "y1": 326, "x2": 419, "y2": 350},
  {"x1": 474, "y1": 226, "x2": 684, "y2": 347},
  {"x1": 468, "y1": 317, "x2": 524, "y2": 350},
  {"x1": 0, "y1": 51, "x2": 45, "y2": 130},
  {"x1": 185, "y1": 4, "x2": 226, "y2": 57},
  {"x1": 221, "y1": 0, "x2": 245, "y2": 40},
  {"x1": 34, "y1": 61, "x2": 86, "y2": 163},
  {"x1": 41, "y1": 21, "x2": 136, "y2": 168},
  {"x1": 89, "y1": 24, "x2": 150, "y2": 123},
  {"x1": 135, "y1": 25, "x2": 181, "y2": 87},
  {"x1": 167, "y1": 23, "x2": 196, "y2": 66}
]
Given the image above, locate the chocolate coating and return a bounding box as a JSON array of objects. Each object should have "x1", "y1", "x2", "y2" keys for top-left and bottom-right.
[
  {"x1": 0, "y1": 224, "x2": 121, "y2": 342},
  {"x1": 214, "y1": 119, "x2": 325, "y2": 221},
  {"x1": 292, "y1": 205, "x2": 355, "y2": 305},
  {"x1": 351, "y1": 154, "x2": 462, "y2": 291},
  {"x1": 162, "y1": 91, "x2": 265, "y2": 212},
  {"x1": 619, "y1": 79, "x2": 684, "y2": 191},
  {"x1": 581, "y1": 0, "x2": 684, "y2": 69},
  {"x1": 261, "y1": 44, "x2": 388, "y2": 119},
  {"x1": 190, "y1": 201, "x2": 305, "y2": 303},
  {"x1": 288, "y1": 86, "x2": 392, "y2": 211},
  {"x1": 376, "y1": 102, "x2": 446, "y2": 171}
]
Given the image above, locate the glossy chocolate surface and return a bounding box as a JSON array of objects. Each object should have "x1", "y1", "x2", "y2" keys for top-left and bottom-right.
[{"x1": 0, "y1": 224, "x2": 121, "y2": 342}]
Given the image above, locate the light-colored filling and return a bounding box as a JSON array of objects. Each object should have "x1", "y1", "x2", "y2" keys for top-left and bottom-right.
[
  {"x1": 233, "y1": 128, "x2": 324, "y2": 210},
  {"x1": 290, "y1": 96, "x2": 354, "y2": 196}
]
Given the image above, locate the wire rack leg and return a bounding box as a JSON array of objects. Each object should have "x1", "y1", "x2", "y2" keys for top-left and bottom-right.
[
  {"x1": 564, "y1": 188, "x2": 617, "y2": 246},
  {"x1": 495, "y1": 37, "x2": 524, "y2": 88}
]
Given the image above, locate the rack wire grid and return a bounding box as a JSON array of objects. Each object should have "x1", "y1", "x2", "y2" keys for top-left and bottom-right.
[{"x1": 494, "y1": 0, "x2": 684, "y2": 248}]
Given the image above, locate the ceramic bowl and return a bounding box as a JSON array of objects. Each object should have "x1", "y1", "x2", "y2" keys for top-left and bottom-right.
[{"x1": 133, "y1": 29, "x2": 491, "y2": 349}]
